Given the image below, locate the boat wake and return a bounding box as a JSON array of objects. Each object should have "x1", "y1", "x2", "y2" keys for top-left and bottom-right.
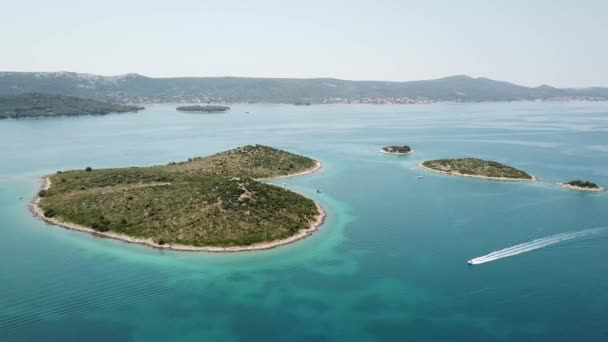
[{"x1": 468, "y1": 227, "x2": 606, "y2": 265}]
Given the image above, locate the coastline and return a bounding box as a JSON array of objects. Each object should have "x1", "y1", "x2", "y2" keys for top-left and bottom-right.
[
  {"x1": 256, "y1": 160, "x2": 323, "y2": 181},
  {"x1": 31, "y1": 165, "x2": 327, "y2": 253},
  {"x1": 418, "y1": 162, "x2": 538, "y2": 182},
  {"x1": 557, "y1": 183, "x2": 606, "y2": 192},
  {"x1": 380, "y1": 149, "x2": 414, "y2": 155}
]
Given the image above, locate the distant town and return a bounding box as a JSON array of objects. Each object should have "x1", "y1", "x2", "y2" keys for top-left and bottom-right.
[
  {"x1": 3, "y1": 72, "x2": 608, "y2": 105},
  {"x1": 112, "y1": 95, "x2": 608, "y2": 106},
  {"x1": 320, "y1": 97, "x2": 434, "y2": 104}
]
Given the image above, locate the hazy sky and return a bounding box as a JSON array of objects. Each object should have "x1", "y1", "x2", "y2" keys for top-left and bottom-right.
[{"x1": 2, "y1": 0, "x2": 607, "y2": 87}]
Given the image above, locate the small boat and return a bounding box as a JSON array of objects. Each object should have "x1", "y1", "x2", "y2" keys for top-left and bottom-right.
[
  {"x1": 316, "y1": 189, "x2": 323, "y2": 193},
  {"x1": 245, "y1": 111, "x2": 250, "y2": 114},
  {"x1": 417, "y1": 175, "x2": 424, "y2": 179},
  {"x1": 17, "y1": 196, "x2": 23, "y2": 200},
  {"x1": 282, "y1": 182, "x2": 287, "y2": 186}
]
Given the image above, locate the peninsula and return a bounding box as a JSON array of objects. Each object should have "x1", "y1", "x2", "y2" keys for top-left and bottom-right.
[
  {"x1": 420, "y1": 158, "x2": 535, "y2": 181},
  {"x1": 558, "y1": 180, "x2": 606, "y2": 192},
  {"x1": 381, "y1": 145, "x2": 413, "y2": 155},
  {"x1": 32, "y1": 145, "x2": 325, "y2": 251},
  {"x1": 176, "y1": 105, "x2": 230, "y2": 113},
  {"x1": 0, "y1": 93, "x2": 143, "y2": 119}
]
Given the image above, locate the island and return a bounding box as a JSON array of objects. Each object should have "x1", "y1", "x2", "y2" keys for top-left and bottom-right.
[
  {"x1": 176, "y1": 105, "x2": 230, "y2": 113},
  {"x1": 381, "y1": 145, "x2": 413, "y2": 155},
  {"x1": 0, "y1": 93, "x2": 144, "y2": 119},
  {"x1": 558, "y1": 180, "x2": 606, "y2": 192},
  {"x1": 420, "y1": 158, "x2": 536, "y2": 181},
  {"x1": 32, "y1": 145, "x2": 325, "y2": 252}
]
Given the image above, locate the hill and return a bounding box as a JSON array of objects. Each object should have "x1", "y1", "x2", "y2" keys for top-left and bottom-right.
[
  {"x1": 35, "y1": 145, "x2": 324, "y2": 250},
  {"x1": 0, "y1": 93, "x2": 143, "y2": 119},
  {"x1": 1, "y1": 72, "x2": 607, "y2": 103}
]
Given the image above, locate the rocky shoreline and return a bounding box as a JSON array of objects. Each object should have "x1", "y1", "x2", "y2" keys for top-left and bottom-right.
[{"x1": 31, "y1": 163, "x2": 327, "y2": 253}]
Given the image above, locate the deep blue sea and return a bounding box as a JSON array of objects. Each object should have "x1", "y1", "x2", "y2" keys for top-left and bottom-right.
[{"x1": 1, "y1": 102, "x2": 608, "y2": 341}]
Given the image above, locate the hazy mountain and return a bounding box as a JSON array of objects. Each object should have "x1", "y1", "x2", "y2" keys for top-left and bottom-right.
[{"x1": 1, "y1": 71, "x2": 606, "y2": 103}]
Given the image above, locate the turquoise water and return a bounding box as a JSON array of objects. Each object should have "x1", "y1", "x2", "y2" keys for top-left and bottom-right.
[{"x1": 2, "y1": 102, "x2": 608, "y2": 341}]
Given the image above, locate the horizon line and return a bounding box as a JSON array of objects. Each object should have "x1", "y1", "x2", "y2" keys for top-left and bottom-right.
[{"x1": 3, "y1": 70, "x2": 607, "y2": 90}]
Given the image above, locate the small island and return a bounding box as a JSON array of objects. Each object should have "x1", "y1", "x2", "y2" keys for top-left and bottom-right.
[
  {"x1": 559, "y1": 180, "x2": 606, "y2": 192},
  {"x1": 420, "y1": 158, "x2": 536, "y2": 181},
  {"x1": 0, "y1": 93, "x2": 143, "y2": 119},
  {"x1": 381, "y1": 145, "x2": 413, "y2": 155},
  {"x1": 32, "y1": 145, "x2": 325, "y2": 252},
  {"x1": 176, "y1": 105, "x2": 230, "y2": 113}
]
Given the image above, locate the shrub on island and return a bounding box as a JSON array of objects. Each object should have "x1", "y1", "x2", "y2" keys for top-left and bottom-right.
[
  {"x1": 43, "y1": 209, "x2": 55, "y2": 218},
  {"x1": 0, "y1": 93, "x2": 144, "y2": 119},
  {"x1": 37, "y1": 145, "x2": 322, "y2": 248},
  {"x1": 176, "y1": 105, "x2": 230, "y2": 113},
  {"x1": 382, "y1": 145, "x2": 412, "y2": 154},
  {"x1": 565, "y1": 180, "x2": 600, "y2": 189},
  {"x1": 421, "y1": 158, "x2": 533, "y2": 180}
]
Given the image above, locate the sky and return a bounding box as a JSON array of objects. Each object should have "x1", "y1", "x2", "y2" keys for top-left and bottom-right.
[{"x1": 1, "y1": 0, "x2": 607, "y2": 87}]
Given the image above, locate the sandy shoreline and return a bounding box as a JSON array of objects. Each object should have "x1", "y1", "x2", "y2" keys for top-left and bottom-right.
[
  {"x1": 380, "y1": 149, "x2": 414, "y2": 155},
  {"x1": 418, "y1": 162, "x2": 539, "y2": 182},
  {"x1": 31, "y1": 164, "x2": 327, "y2": 253},
  {"x1": 557, "y1": 183, "x2": 606, "y2": 192}
]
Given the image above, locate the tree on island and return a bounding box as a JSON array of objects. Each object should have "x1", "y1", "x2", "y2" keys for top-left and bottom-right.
[
  {"x1": 0, "y1": 93, "x2": 143, "y2": 119},
  {"x1": 176, "y1": 105, "x2": 230, "y2": 113},
  {"x1": 566, "y1": 180, "x2": 599, "y2": 189},
  {"x1": 294, "y1": 101, "x2": 312, "y2": 106},
  {"x1": 382, "y1": 145, "x2": 412, "y2": 153},
  {"x1": 422, "y1": 158, "x2": 533, "y2": 180},
  {"x1": 36, "y1": 145, "x2": 322, "y2": 249}
]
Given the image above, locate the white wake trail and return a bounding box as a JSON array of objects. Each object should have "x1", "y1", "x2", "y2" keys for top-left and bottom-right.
[{"x1": 468, "y1": 228, "x2": 606, "y2": 265}]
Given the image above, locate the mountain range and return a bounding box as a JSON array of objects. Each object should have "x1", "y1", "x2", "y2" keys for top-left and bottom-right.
[{"x1": 1, "y1": 71, "x2": 607, "y2": 103}]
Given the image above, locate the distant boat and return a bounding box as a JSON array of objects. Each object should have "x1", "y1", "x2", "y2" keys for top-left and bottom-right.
[
  {"x1": 282, "y1": 182, "x2": 287, "y2": 186},
  {"x1": 245, "y1": 111, "x2": 250, "y2": 114},
  {"x1": 17, "y1": 196, "x2": 23, "y2": 200},
  {"x1": 316, "y1": 189, "x2": 323, "y2": 193},
  {"x1": 417, "y1": 175, "x2": 424, "y2": 179}
]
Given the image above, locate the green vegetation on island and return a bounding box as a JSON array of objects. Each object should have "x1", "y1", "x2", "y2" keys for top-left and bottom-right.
[
  {"x1": 176, "y1": 105, "x2": 230, "y2": 113},
  {"x1": 566, "y1": 180, "x2": 599, "y2": 189},
  {"x1": 421, "y1": 158, "x2": 534, "y2": 180},
  {"x1": 0, "y1": 93, "x2": 143, "y2": 119},
  {"x1": 382, "y1": 145, "x2": 412, "y2": 154},
  {"x1": 562, "y1": 180, "x2": 604, "y2": 192},
  {"x1": 37, "y1": 145, "x2": 321, "y2": 248}
]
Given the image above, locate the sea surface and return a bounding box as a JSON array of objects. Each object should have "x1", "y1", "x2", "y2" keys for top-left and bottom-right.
[{"x1": 1, "y1": 102, "x2": 608, "y2": 341}]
